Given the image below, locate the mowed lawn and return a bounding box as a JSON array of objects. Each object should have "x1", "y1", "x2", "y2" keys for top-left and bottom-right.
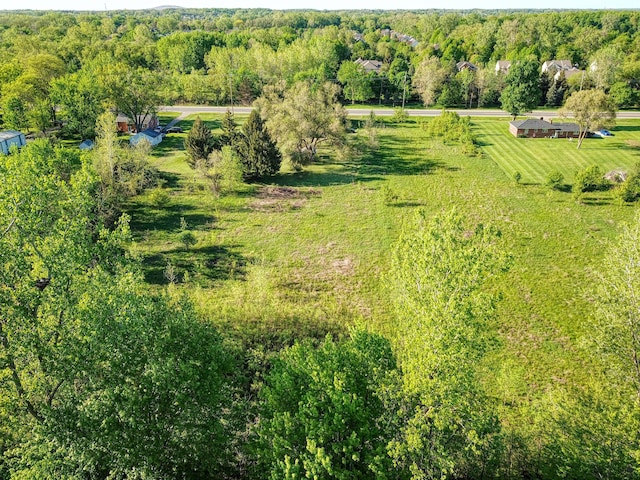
[{"x1": 474, "y1": 118, "x2": 640, "y2": 184}]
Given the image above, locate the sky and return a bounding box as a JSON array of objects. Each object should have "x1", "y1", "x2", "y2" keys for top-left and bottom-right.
[{"x1": 1, "y1": 0, "x2": 638, "y2": 11}]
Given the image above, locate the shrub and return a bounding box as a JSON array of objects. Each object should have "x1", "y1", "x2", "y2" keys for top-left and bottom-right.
[
  {"x1": 180, "y1": 231, "x2": 197, "y2": 250},
  {"x1": 546, "y1": 171, "x2": 565, "y2": 190},
  {"x1": 148, "y1": 187, "x2": 170, "y2": 208},
  {"x1": 574, "y1": 165, "x2": 608, "y2": 193},
  {"x1": 513, "y1": 171, "x2": 522, "y2": 184}
]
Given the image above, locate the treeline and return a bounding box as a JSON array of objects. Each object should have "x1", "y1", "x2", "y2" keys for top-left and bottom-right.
[
  {"x1": 1, "y1": 9, "x2": 640, "y2": 136},
  {"x1": 2, "y1": 136, "x2": 640, "y2": 478}
]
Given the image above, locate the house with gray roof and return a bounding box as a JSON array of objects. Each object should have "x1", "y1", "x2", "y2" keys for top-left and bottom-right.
[
  {"x1": 354, "y1": 58, "x2": 383, "y2": 74},
  {"x1": 456, "y1": 61, "x2": 478, "y2": 72},
  {"x1": 541, "y1": 60, "x2": 573, "y2": 74},
  {"x1": 509, "y1": 118, "x2": 580, "y2": 138}
]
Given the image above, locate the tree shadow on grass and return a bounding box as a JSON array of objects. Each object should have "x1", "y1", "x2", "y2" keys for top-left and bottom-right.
[
  {"x1": 128, "y1": 202, "x2": 216, "y2": 234},
  {"x1": 357, "y1": 139, "x2": 441, "y2": 177},
  {"x1": 613, "y1": 125, "x2": 640, "y2": 132},
  {"x1": 156, "y1": 171, "x2": 181, "y2": 189},
  {"x1": 142, "y1": 244, "x2": 246, "y2": 285}
]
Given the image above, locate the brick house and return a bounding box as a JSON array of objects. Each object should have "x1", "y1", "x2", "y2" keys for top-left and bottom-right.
[
  {"x1": 116, "y1": 114, "x2": 159, "y2": 134},
  {"x1": 509, "y1": 118, "x2": 580, "y2": 138}
]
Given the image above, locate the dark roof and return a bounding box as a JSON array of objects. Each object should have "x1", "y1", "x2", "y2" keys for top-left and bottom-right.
[
  {"x1": 354, "y1": 58, "x2": 383, "y2": 73},
  {"x1": 553, "y1": 122, "x2": 580, "y2": 132},
  {"x1": 456, "y1": 61, "x2": 478, "y2": 71},
  {"x1": 510, "y1": 119, "x2": 557, "y2": 130}
]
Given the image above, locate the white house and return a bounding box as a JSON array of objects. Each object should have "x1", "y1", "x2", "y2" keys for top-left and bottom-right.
[
  {"x1": 0, "y1": 130, "x2": 26, "y2": 155},
  {"x1": 130, "y1": 129, "x2": 163, "y2": 147}
]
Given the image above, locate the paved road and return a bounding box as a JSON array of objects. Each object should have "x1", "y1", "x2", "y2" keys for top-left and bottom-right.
[{"x1": 160, "y1": 105, "x2": 640, "y2": 119}]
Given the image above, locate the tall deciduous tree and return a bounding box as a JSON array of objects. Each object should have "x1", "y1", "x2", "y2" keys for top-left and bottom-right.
[
  {"x1": 0, "y1": 140, "x2": 234, "y2": 478},
  {"x1": 256, "y1": 81, "x2": 347, "y2": 169},
  {"x1": 560, "y1": 89, "x2": 616, "y2": 149},
  {"x1": 51, "y1": 70, "x2": 107, "y2": 139},
  {"x1": 337, "y1": 60, "x2": 374, "y2": 104},
  {"x1": 259, "y1": 331, "x2": 401, "y2": 480},
  {"x1": 388, "y1": 209, "x2": 509, "y2": 479},
  {"x1": 500, "y1": 59, "x2": 541, "y2": 119},
  {"x1": 100, "y1": 64, "x2": 162, "y2": 134},
  {"x1": 413, "y1": 56, "x2": 448, "y2": 107},
  {"x1": 235, "y1": 110, "x2": 281, "y2": 181}
]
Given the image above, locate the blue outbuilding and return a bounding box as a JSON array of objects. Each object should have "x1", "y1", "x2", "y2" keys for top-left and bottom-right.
[{"x1": 0, "y1": 130, "x2": 26, "y2": 155}]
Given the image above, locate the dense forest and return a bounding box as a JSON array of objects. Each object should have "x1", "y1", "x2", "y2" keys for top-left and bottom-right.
[{"x1": 1, "y1": 7, "x2": 640, "y2": 480}]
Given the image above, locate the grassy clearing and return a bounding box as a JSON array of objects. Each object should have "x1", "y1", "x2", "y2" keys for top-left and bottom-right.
[
  {"x1": 475, "y1": 117, "x2": 640, "y2": 184},
  {"x1": 126, "y1": 115, "x2": 640, "y2": 397}
]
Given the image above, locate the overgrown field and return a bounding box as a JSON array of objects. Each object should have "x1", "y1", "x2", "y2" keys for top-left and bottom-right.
[{"x1": 128, "y1": 114, "x2": 639, "y2": 398}]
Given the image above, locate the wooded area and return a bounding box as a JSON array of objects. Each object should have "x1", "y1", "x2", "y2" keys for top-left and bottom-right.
[{"x1": 1, "y1": 7, "x2": 640, "y2": 480}]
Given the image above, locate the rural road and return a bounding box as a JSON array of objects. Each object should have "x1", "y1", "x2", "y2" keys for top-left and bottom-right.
[{"x1": 160, "y1": 105, "x2": 640, "y2": 119}]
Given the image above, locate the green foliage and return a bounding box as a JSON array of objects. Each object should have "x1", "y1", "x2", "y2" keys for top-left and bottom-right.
[
  {"x1": 391, "y1": 107, "x2": 409, "y2": 124},
  {"x1": 220, "y1": 109, "x2": 241, "y2": 147},
  {"x1": 574, "y1": 165, "x2": 608, "y2": 193},
  {"x1": 51, "y1": 71, "x2": 107, "y2": 139},
  {"x1": 500, "y1": 60, "x2": 541, "y2": 119},
  {"x1": 546, "y1": 170, "x2": 565, "y2": 190},
  {"x1": 2, "y1": 95, "x2": 28, "y2": 131},
  {"x1": 388, "y1": 209, "x2": 509, "y2": 479},
  {"x1": 592, "y1": 215, "x2": 640, "y2": 397},
  {"x1": 426, "y1": 111, "x2": 479, "y2": 155},
  {"x1": 147, "y1": 186, "x2": 171, "y2": 208},
  {"x1": 259, "y1": 330, "x2": 401, "y2": 480},
  {"x1": 514, "y1": 171, "x2": 522, "y2": 183},
  {"x1": 0, "y1": 139, "x2": 235, "y2": 478},
  {"x1": 257, "y1": 81, "x2": 347, "y2": 169},
  {"x1": 180, "y1": 231, "x2": 197, "y2": 250},
  {"x1": 94, "y1": 112, "x2": 157, "y2": 227},
  {"x1": 560, "y1": 89, "x2": 617, "y2": 149},
  {"x1": 235, "y1": 110, "x2": 282, "y2": 181},
  {"x1": 614, "y1": 169, "x2": 640, "y2": 203},
  {"x1": 337, "y1": 60, "x2": 374, "y2": 104},
  {"x1": 184, "y1": 117, "x2": 215, "y2": 168}
]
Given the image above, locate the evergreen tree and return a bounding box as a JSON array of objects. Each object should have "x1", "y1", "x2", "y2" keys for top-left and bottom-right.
[
  {"x1": 236, "y1": 110, "x2": 281, "y2": 181},
  {"x1": 184, "y1": 117, "x2": 215, "y2": 168},
  {"x1": 546, "y1": 72, "x2": 568, "y2": 107},
  {"x1": 220, "y1": 109, "x2": 240, "y2": 147}
]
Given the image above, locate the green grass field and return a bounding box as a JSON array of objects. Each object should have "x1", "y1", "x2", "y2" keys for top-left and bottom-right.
[
  {"x1": 126, "y1": 114, "x2": 640, "y2": 400},
  {"x1": 475, "y1": 117, "x2": 640, "y2": 184}
]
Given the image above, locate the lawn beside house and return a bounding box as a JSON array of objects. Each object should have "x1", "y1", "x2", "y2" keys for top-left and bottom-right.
[{"x1": 475, "y1": 118, "x2": 640, "y2": 184}]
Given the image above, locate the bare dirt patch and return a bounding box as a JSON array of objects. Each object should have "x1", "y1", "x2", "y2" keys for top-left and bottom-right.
[
  {"x1": 250, "y1": 186, "x2": 321, "y2": 212},
  {"x1": 626, "y1": 140, "x2": 640, "y2": 148}
]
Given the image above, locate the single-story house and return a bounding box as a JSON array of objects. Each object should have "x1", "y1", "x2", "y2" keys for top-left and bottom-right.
[
  {"x1": 79, "y1": 139, "x2": 94, "y2": 150},
  {"x1": 495, "y1": 60, "x2": 511, "y2": 73},
  {"x1": 354, "y1": 58, "x2": 383, "y2": 74},
  {"x1": 130, "y1": 129, "x2": 163, "y2": 147},
  {"x1": 116, "y1": 114, "x2": 159, "y2": 134},
  {"x1": 509, "y1": 118, "x2": 580, "y2": 139},
  {"x1": 0, "y1": 130, "x2": 26, "y2": 155},
  {"x1": 456, "y1": 61, "x2": 478, "y2": 72}
]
